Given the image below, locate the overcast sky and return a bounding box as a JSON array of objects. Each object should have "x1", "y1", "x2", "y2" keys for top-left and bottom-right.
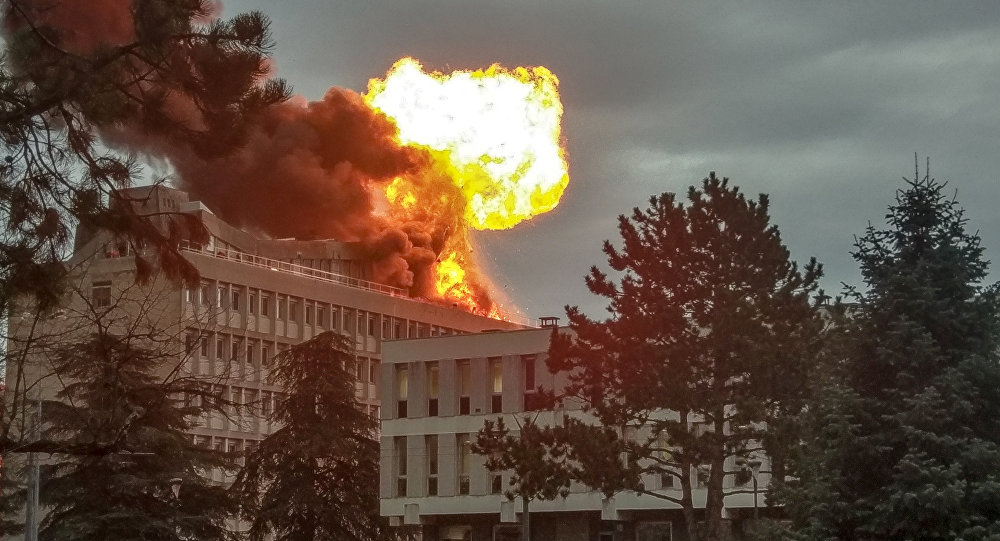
[{"x1": 223, "y1": 0, "x2": 1000, "y2": 320}]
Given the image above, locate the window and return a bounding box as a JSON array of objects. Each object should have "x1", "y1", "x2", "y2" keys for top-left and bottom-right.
[
  {"x1": 200, "y1": 283, "x2": 210, "y2": 305},
  {"x1": 261, "y1": 294, "x2": 270, "y2": 317},
  {"x1": 394, "y1": 321, "x2": 401, "y2": 339},
  {"x1": 458, "y1": 360, "x2": 471, "y2": 415},
  {"x1": 216, "y1": 336, "x2": 225, "y2": 359},
  {"x1": 217, "y1": 285, "x2": 226, "y2": 308},
  {"x1": 185, "y1": 332, "x2": 198, "y2": 355},
  {"x1": 231, "y1": 338, "x2": 241, "y2": 361},
  {"x1": 231, "y1": 289, "x2": 240, "y2": 311},
  {"x1": 369, "y1": 360, "x2": 378, "y2": 384},
  {"x1": 317, "y1": 306, "x2": 326, "y2": 328},
  {"x1": 261, "y1": 391, "x2": 272, "y2": 417},
  {"x1": 246, "y1": 340, "x2": 256, "y2": 364},
  {"x1": 523, "y1": 355, "x2": 542, "y2": 410},
  {"x1": 523, "y1": 355, "x2": 536, "y2": 391},
  {"x1": 249, "y1": 291, "x2": 257, "y2": 315},
  {"x1": 355, "y1": 358, "x2": 364, "y2": 381},
  {"x1": 92, "y1": 281, "x2": 112, "y2": 308},
  {"x1": 396, "y1": 437, "x2": 408, "y2": 497},
  {"x1": 261, "y1": 343, "x2": 271, "y2": 366},
  {"x1": 382, "y1": 318, "x2": 390, "y2": 338},
  {"x1": 490, "y1": 357, "x2": 503, "y2": 413},
  {"x1": 342, "y1": 309, "x2": 350, "y2": 331},
  {"x1": 199, "y1": 336, "x2": 208, "y2": 358},
  {"x1": 427, "y1": 362, "x2": 439, "y2": 416},
  {"x1": 396, "y1": 365, "x2": 408, "y2": 418},
  {"x1": 491, "y1": 474, "x2": 503, "y2": 495},
  {"x1": 426, "y1": 435, "x2": 438, "y2": 496},
  {"x1": 458, "y1": 434, "x2": 471, "y2": 495},
  {"x1": 289, "y1": 299, "x2": 299, "y2": 323},
  {"x1": 305, "y1": 303, "x2": 313, "y2": 325},
  {"x1": 185, "y1": 287, "x2": 194, "y2": 304},
  {"x1": 331, "y1": 307, "x2": 339, "y2": 330},
  {"x1": 277, "y1": 297, "x2": 286, "y2": 320}
]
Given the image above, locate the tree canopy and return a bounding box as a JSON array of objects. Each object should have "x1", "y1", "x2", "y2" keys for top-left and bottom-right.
[
  {"x1": 537, "y1": 172, "x2": 824, "y2": 541},
  {"x1": 232, "y1": 331, "x2": 387, "y2": 541},
  {"x1": 36, "y1": 331, "x2": 236, "y2": 541},
  {"x1": 0, "y1": 0, "x2": 288, "y2": 312},
  {"x1": 784, "y1": 166, "x2": 1000, "y2": 540}
]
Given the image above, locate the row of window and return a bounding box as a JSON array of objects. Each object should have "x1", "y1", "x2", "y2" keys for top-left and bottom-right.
[
  {"x1": 184, "y1": 330, "x2": 381, "y2": 384},
  {"x1": 394, "y1": 434, "x2": 483, "y2": 497},
  {"x1": 393, "y1": 356, "x2": 538, "y2": 418},
  {"x1": 184, "y1": 281, "x2": 458, "y2": 339}
]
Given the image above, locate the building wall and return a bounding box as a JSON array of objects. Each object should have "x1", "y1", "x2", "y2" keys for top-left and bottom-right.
[
  {"x1": 2, "y1": 188, "x2": 525, "y2": 540},
  {"x1": 379, "y1": 328, "x2": 772, "y2": 541}
]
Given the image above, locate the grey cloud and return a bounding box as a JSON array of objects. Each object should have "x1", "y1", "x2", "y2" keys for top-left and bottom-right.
[{"x1": 220, "y1": 0, "x2": 1000, "y2": 318}]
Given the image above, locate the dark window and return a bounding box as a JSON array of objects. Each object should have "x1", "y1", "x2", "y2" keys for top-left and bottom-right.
[
  {"x1": 523, "y1": 355, "x2": 536, "y2": 391},
  {"x1": 231, "y1": 289, "x2": 240, "y2": 311},
  {"x1": 427, "y1": 362, "x2": 439, "y2": 417},
  {"x1": 92, "y1": 281, "x2": 112, "y2": 308},
  {"x1": 491, "y1": 474, "x2": 503, "y2": 495}
]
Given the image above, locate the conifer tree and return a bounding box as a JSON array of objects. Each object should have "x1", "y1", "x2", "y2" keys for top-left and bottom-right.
[
  {"x1": 546, "y1": 173, "x2": 824, "y2": 541},
  {"x1": 785, "y1": 165, "x2": 1000, "y2": 539},
  {"x1": 0, "y1": 0, "x2": 288, "y2": 312},
  {"x1": 37, "y1": 332, "x2": 236, "y2": 540},
  {"x1": 232, "y1": 331, "x2": 386, "y2": 541}
]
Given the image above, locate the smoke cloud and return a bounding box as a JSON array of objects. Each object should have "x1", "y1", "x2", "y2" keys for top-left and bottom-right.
[{"x1": 6, "y1": 0, "x2": 499, "y2": 309}]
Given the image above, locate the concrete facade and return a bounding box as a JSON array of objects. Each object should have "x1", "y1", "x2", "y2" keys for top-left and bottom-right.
[
  {"x1": 379, "y1": 328, "x2": 772, "y2": 541},
  {"x1": 2, "y1": 185, "x2": 524, "y2": 540}
]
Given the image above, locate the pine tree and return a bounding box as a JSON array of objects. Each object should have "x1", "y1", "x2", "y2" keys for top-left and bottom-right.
[
  {"x1": 0, "y1": 0, "x2": 288, "y2": 312},
  {"x1": 785, "y1": 164, "x2": 1000, "y2": 540},
  {"x1": 37, "y1": 332, "x2": 236, "y2": 540},
  {"x1": 232, "y1": 331, "x2": 387, "y2": 541},
  {"x1": 547, "y1": 173, "x2": 824, "y2": 541}
]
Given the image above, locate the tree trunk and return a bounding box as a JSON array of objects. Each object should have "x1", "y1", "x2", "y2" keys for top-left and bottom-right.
[
  {"x1": 679, "y1": 411, "x2": 700, "y2": 541},
  {"x1": 703, "y1": 413, "x2": 727, "y2": 541}
]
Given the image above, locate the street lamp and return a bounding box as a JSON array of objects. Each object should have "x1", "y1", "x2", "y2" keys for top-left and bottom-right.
[{"x1": 736, "y1": 457, "x2": 762, "y2": 521}]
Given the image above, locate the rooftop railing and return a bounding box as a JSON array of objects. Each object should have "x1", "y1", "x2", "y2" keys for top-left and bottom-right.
[
  {"x1": 179, "y1": 243, "x2": 409, "y2": 297},
  {"x1": 178, "y1": 242, "x2": 537, "y2": 327}
]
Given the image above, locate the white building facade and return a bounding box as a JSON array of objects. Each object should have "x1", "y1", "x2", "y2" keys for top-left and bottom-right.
[{"x1": 380, "y1": 327, "x2": 772, "y2": 541}]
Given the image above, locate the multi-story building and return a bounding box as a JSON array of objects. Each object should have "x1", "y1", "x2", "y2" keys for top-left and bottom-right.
[
  {"x1": 379, "y1": 326, "x2": 771, "y2": 541},
  {"x1": 3, "y1": 185, "x2": 525, "y2": 539}
]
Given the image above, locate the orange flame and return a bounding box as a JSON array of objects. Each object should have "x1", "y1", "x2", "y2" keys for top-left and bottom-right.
[{"x1": 364, "y1": 58, "x2": 569, "y2": 317}]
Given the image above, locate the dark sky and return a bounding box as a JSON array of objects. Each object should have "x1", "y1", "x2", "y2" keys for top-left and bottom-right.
[{"x1": 223, "y1": 0, "x2": 1000, "y2": 319}]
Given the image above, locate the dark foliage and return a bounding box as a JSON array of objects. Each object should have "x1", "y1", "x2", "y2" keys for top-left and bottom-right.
[
  {"x1": 545, "y1": 173, "x2": 823, "y2": 541},
  {"x1": 0, "y1": 0, "x2": 288, "y2": 314},
  {"x1": 36, "y1": 332, "x2": 236, "y2": 541},
  {"x1": 785, "y1": 165, "x2": 1000, "y2": 540},
  {"x1": 232, "y1": 331, "x2": 387, "y2": 541}
]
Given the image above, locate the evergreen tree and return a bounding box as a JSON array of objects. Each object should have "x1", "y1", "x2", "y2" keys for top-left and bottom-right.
[
  {"x1": 547, "y1": 173, "x2": 824, "y2": 541},
  {"x1": 0, "y1": 0, "x2": 288, "y2": 312},
  {"x1": 37, "y1": 332, "x2": 236, "y2": 540},
  {"x1": 232, "y1": 331, "x2": 387, "y2": 541},
  {"x1": 785, "y1": 165, "x2": 1000, "y2": 540},
  {"x1": 474, "y1": 415, "x2": 575, "y2": 541}
]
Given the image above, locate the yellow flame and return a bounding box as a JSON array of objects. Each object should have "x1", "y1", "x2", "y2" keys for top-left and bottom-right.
[{"x1": 364, "y1": 57, "x2": 569, "y2": 231}]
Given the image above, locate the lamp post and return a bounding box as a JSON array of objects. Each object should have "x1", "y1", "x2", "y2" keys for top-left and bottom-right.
[{"x1": 747, "y1": 458, "x2": 762, "y2": 521}]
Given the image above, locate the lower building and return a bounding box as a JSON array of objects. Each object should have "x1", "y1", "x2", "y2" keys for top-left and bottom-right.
[{"x1": 379, "y1": 327, "x2": 772, "y2": 541}]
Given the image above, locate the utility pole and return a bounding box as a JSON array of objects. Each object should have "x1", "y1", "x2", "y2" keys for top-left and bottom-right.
[{"x1": 25, "y1": 399, "x2": 41, "y2": 541}]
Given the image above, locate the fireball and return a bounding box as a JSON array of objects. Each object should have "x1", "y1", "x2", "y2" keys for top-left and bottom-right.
[{"x1": 364, "y1": 57, "x2": 569, "y2": 316}]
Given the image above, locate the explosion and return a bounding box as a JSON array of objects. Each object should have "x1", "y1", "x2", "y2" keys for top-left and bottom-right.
[
  {"x1": 362, "y1": 58, "x2": 569, "y2": 316},
  {"x1": 4, "y1": 1, "x2": 570, "y2": 318}
]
